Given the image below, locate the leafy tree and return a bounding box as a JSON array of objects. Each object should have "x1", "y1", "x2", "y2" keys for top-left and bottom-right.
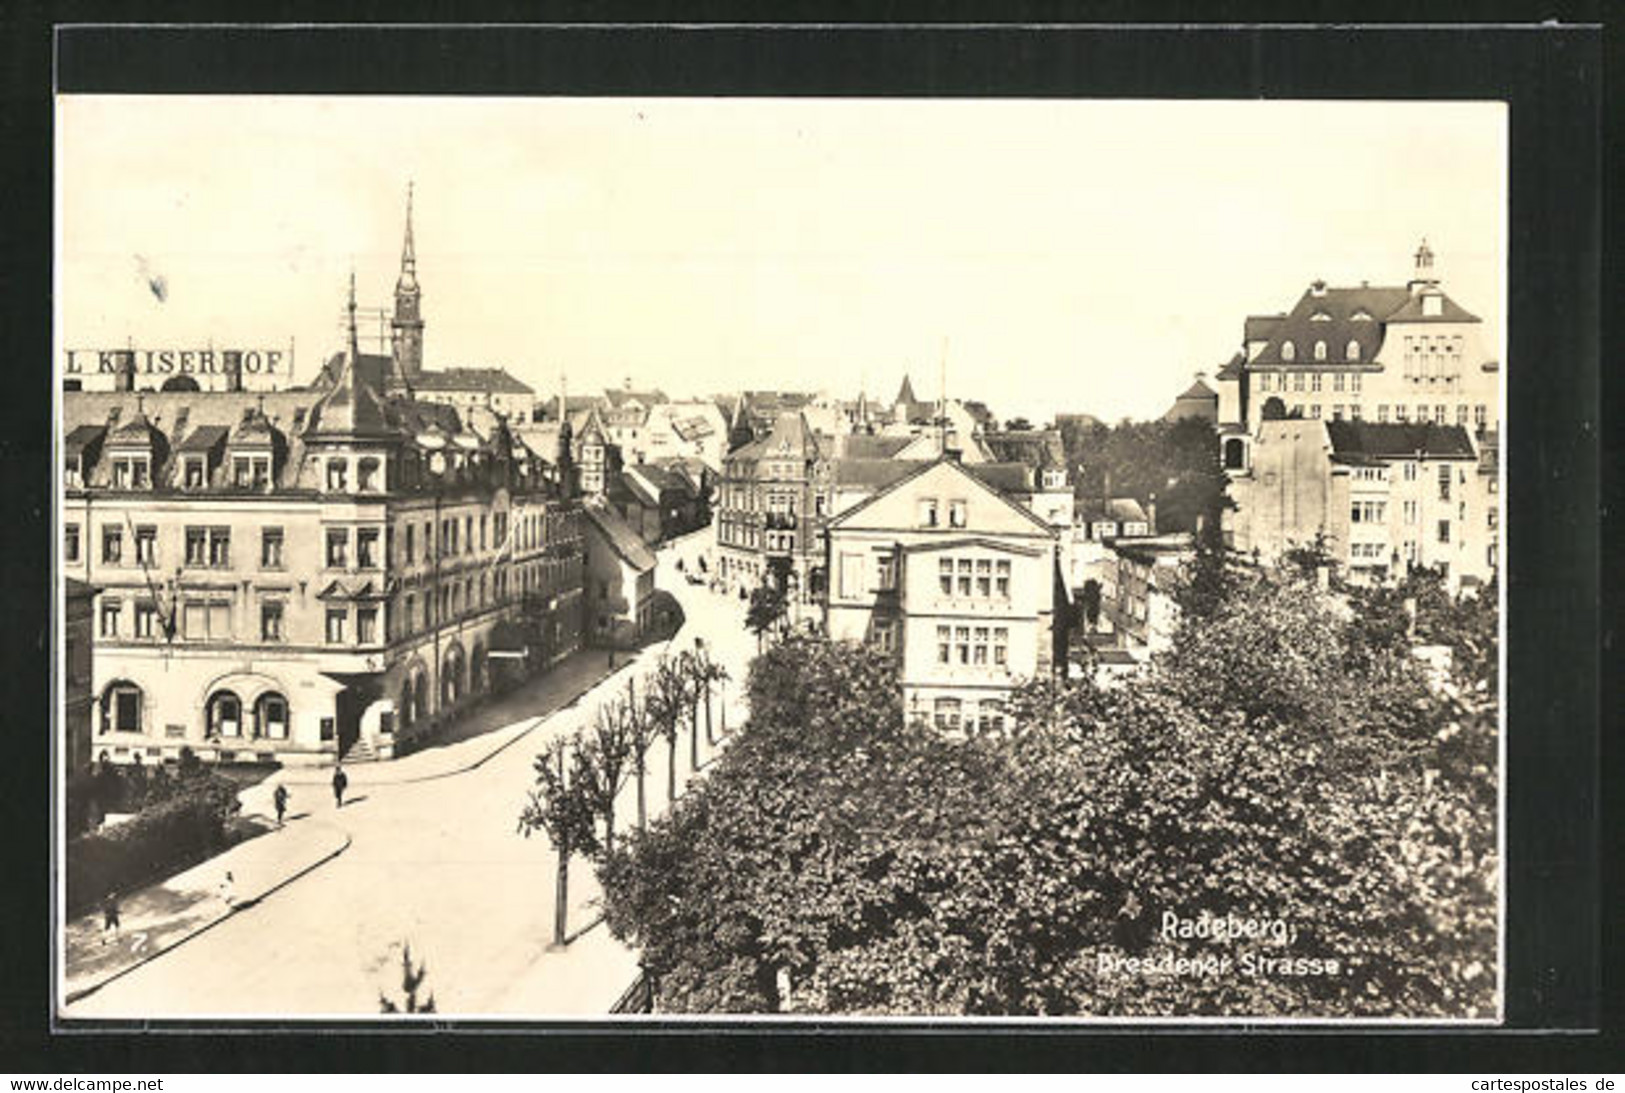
[
  {"x1": 518, "y1": 736, "x2": 597, "y2": 946},
  {"x1": 378, "y1": 941, "x2": 436, "y2": 1014},
  {"x1": 746, "y1": 583, "x2": 788, "y2": 650},
  {"x1": 1059, "y1": 417, "x2": 1232, "y2": 536},
  {"x1": 599, "y1": 577, "x2": 1497, "y2": 1018}
]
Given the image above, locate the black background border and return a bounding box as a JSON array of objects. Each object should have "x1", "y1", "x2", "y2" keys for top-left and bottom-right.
[{"x1": 0, "y1": 5, "x2": 1610, "y2": 1072}]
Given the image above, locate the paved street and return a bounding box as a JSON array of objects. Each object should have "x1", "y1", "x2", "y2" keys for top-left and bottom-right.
[{"x1": 64, "y1": 530, "x2": 756, "y2": 1018}]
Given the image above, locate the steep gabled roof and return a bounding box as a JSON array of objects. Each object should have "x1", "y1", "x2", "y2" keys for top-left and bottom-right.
[
  {"x1": 413, "y1": 367, "x2": 535, "y2": 394},
  {"x1": 839, "y1": 434, "x2": 914, "y2": 460},
  {"x1": 583, "y1": 500, "x2": 658, "y2": 571},
  {"x1": 1385, "y1": 293, "x2": 1481, "y2": 324},
  {"x1": 979, "y1": 429, "x2": 1066, "y2": 470},
  {"x1": 1252, "y1": 284, "x2": 1413, "y2": 367},
  {"x1": 827, "y1": 455, "x2": 1057, "y2": 537},
  {"x1": 832, "y1": 458, "x2": 922, "y2": 492}
]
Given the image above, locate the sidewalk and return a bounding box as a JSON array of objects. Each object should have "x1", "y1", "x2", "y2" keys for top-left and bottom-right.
[
  {"x1": 63, "y1": 815, "x2": 351, "y2": 1004},
  {"x1": 242, "y1": 646, "x2": 643, "y2": 806}
]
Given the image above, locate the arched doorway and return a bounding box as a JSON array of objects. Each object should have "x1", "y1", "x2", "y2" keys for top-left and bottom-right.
[
  {"x1": 206, "y1": 690, "x2": 243, "y2": 739},
  {"x1": 100, "y1": 680, "x2": 143, "y2": 736},
  {"x1": 399, "y1": 680, "x2": 415, "y2": 729},
  {"x1": 1223, "y1": 437, "x2": 1247, "y2": 471},
  {"x1": 471, "y1": 640, "x2": 489, "y2": 694},
  {"x1": 413, "y1": 673, "x2": 428, "y2": 724},
  {"x1": 441, "y1": 645, "x2": 465, "y2": 707},
  {"x1": 254, "y1": 692, "x2": 290, "y2": 741}
]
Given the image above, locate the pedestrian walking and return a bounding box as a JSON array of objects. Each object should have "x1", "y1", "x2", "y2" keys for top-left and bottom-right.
[
  {"x1": 272, "y1": 784, "x2": 289, "y2": 827},
  {"x1": 218, "y1": 870, "x2": 235, "y2": 907},
  {"x1": 332, "y1": 764, "x2": 348, "y2": 809},
  {"x1": 100, "y1": 891, "x2": 121, "y2": 946}
]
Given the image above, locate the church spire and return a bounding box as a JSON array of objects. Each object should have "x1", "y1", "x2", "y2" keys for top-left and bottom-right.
[
  {"x1": 397, "y1": 181, "x2": 418, "y2": 293},
  {"x1": 390, "y1": 181, "x2": 425, "y2": 383},
  {"x1": 347, "y1": 267, "x2": 360, "y2": 363}
]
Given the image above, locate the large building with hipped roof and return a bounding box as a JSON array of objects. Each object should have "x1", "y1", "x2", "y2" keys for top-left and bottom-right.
[
  {"x1": 1217, "y1": 242, "x2": 1501, "y2": 590},
  {"x1": 60, "y1": 261, "x2": 587, "y2": 767}
]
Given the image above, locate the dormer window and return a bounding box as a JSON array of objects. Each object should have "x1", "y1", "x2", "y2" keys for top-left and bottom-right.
[
  {"x1": 1346, "y1": 340, "x2": 1361, "y2": 362},
  {"x1": 358, "y1": 457, "x2": 381, "y2": 492},
  {"x1": 326, "y1": 458, "x2": 348, "y2": 492},
  {"x1": 1310, "y1": 311, "x2": 1331, "y2": 322},
  {"x1": 233, "y1": 455, "x2": 270, "y2": 490},
  {"x1": 64, "y1": 454, "x2": 82, "y2": 487},
  {"x1": 111, "y1": 455, "x2": 150, "y2": 489},
  {"x1": 1042, "y1": 468, "x2": 1066, "y2": 490},
  {"x1": 1422, "y1": 293, "x2": 1443, "y2": 317},
  {"x1": 1280, "y1": 341, "x2": 1296, "y2": 362},
  {"x1": 1314, "y1": 340, "x2": 1328, "y2": 361},
  {"x1": 183, "y1": 457, "x2": 205, "y2": 490},
  {"x1": 1351, "y1": 309, "x2": 1373, "y2": 322}
]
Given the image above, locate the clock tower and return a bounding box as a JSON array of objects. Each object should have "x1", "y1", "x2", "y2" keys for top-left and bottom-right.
[{"x1": 390, "y1": 182, "x2": 425, "y2": 385}]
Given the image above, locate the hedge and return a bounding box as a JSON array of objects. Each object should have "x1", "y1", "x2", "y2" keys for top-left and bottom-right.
[{"x1": 65, "y1": 780, "x2": 243, "y2": 915}]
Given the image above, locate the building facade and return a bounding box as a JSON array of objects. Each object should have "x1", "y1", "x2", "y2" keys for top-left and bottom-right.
[
  {"x1": 823, "y1": 457, "x2": 1063, "y2": 731},
  {"x1": 1227, "y1": 419, "x2": 1495, "y2": 588},
  {"x1": 582, "y1": 501, "x2": 659, "y2": 647},
  {"x1": 1213, "y1": 241, "x2": 1500, "y2": 476},
  {"x1": 62, "y1": 303, "x2": 585, "y2": 767}
]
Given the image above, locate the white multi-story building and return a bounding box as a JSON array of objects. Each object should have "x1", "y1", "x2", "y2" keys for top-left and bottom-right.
[{"x1": 823, "y1": 456, "x2": 1063, "y2": 732}]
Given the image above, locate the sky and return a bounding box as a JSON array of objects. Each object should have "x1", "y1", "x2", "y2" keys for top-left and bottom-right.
[{"x1": 56, "y1": 97, "x2": 1504, "y2": 423}]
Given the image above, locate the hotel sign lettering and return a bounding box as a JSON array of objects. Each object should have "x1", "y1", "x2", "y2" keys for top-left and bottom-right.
[{"x1": 64, "y1": 348, "x2": 285, "y2": 376}]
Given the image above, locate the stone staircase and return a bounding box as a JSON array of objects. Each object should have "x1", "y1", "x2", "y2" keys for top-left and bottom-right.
[{"x1": 341, "y1": 734, "x2": 380, "y2": 763}]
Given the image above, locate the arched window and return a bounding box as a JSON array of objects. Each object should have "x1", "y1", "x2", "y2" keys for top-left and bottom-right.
[
  {"x1": 207, "y1": 690, "x2": 242, "y2": 738},
  {"x1": 1314, "y1": 340, "x2": 1328, "y2": 361},
  {"x1": 1280, "y1": 341, "x2": 1296, "y2": 362},
  {"x1": 255, "y1": 692, "x2": 289, "y2": 740},
  {"x1": 412, "y1": 673, "x2": 428, "y2": 723},
  {"x1": 101, "y1": 681, "x2": 143, "y2": 735},
  {"x1": 1223, "y1": 437, "x2": 1247, "y2": 470},
  {"x1": 400, "y1": 680, "x2": 415, "y2": 728},
  {"x1": 1346, "y1": 339, "x2": 1361, "y2": 361}
]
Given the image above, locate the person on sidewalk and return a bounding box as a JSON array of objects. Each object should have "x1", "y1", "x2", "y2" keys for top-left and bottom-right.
[
  {"x1": 332, "y1": 764, "x2": 348, "y2": 809},
  {"x1": 100, "y1": 891, "x2": 121, "y2": 946},
  {"x1": 272, "y1": 784, "x2": 289, "y2": 828},
  {"x1": 218, "y1": 871, "x2": 235, "y2": 908}
]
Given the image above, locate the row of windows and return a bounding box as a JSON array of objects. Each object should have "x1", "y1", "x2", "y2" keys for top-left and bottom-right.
[
  {"x1": 1350, "y1": 501, "x2": 1388, "y2": 524},
  {"x1": 931, "y1": 697, "x2": 1005, "y2": 734},
  {"x1": 936, "y1": 625, "x2": 1010, "y2": 667},
  {"x1": 1279, "y1": 339, "x2": 1363, "y2": 364},
  {"x1": 919, "y1": 498, "x2": 969, "y2": 529},
  {"x1": 71, "y1": 509, "x2": 567, "y2": 571},
  {"x1": 99, "y1": 683, "x2": 290, "y2": 740},
  {"x1": 938, "y1": 557, "x2": 1012, "y2": 599},
  {"x1": 1260, "y1": 370, "x2": 1364, "y2": 394},
  {"x1": 97, "y1": 557, "x2": 574, "y2": 646},
  {"x1": 1401, "y1": 335, "x2": 1464, "y2": 381}
]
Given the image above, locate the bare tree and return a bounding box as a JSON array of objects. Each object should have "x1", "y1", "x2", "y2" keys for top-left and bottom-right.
[
  {"x1": 577, "y1": 697, "x2": 634, "y2": 856},
  {"x1": 645, "y1": 656, "x2": 686, "y2": 807},
  {"x1": 624, "y1": 676, "x2": 656, "y2": 831}
]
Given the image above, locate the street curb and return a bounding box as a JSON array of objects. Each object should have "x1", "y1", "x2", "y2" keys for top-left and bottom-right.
[{"x1": 62, "y1": 825, "x2": 353, "y2": 1008}]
